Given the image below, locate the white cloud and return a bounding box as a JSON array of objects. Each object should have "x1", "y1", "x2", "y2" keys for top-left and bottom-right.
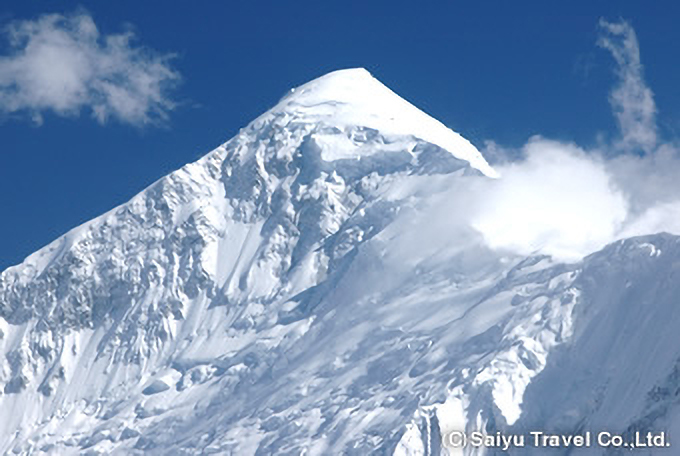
[
  {"x1": 598, "y1": 19, "x2": 657, "y2": 153},
  {"x1": 0, "y1": 11, "x2": 179, "y2": 126},
  {"x1": 471, "y1": 138, "x2": 628, "y2": 261}
]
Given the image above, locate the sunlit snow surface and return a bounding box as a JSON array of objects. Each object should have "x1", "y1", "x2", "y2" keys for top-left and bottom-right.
[
  {"x1": 0, "y1": 69, "x2": 677, "y2": 455},
  {"x1": 273, "y1": 69, "x2": 497, "y2": 178}
]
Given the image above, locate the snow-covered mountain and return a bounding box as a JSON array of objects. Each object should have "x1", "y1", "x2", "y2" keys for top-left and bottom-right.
[{"x1": 0, "y1": 68, "x2": 677, "y2": 455}]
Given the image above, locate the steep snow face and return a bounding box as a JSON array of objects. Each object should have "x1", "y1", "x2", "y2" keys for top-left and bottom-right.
[
  {"x1": 396, "y1": 235, "x2": 680, "y2": 456},
  {"x1": 503, "y1": 234, "x2": 680, "y2": 455}
]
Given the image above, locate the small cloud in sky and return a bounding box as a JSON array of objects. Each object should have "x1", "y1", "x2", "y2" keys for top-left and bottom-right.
[
  {"x1": 597, "y1": 18, "x2": 657, "y2": 154},
  {"x1": 0, "y1": 11, "x2": 180, "y2": 126}
]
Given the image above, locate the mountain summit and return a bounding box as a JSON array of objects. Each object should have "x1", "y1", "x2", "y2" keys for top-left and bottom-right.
[
  {"x1": 270, "y1": 68, "x2": 497, "y2": 177},
  {"x1": 1, "y1": 70, "x2": 678, "y2": 455}
]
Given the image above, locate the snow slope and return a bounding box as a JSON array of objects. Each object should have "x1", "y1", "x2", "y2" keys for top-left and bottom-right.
[{"x1": 0, "y1": 69, "x2": 677, "y2": 455}]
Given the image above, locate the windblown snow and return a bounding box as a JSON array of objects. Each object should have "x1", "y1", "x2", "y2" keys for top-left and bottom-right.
[{"x1": 0, "y1": 68, "x2": 677, "y2": 455}]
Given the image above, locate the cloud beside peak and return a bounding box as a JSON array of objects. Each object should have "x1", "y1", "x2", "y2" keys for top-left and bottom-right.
[
  {"x1": 0, "y1": 11, "x2": 180, "y2": 126},
  {"x1": 472, "y1": 138, "x2": 628, "y2": 261},
  {"x1": 598, "y1": 19, "x2": 657, "y2": 154}
]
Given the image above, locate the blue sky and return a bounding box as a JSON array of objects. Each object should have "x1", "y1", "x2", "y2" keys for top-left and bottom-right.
[{"x1": 1, "y1": 1, "x2": 678, "y2": 270}]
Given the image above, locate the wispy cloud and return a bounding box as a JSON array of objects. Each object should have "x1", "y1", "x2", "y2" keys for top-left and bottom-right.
[
  {"x1": 597, "y1": 19, "x2": 657, "y2": 153},
  {"x1": 0, "y1": 11, "x2": 180, "y2": 126}
]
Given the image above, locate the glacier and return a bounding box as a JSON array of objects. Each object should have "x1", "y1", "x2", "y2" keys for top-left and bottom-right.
[{"x1": 0, "y1": 68, "x2": 678, "y2": 455}]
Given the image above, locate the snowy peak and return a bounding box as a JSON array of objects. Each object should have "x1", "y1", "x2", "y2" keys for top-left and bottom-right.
[
  {"x1": 218, "y1": 69, "x2": 498, "y2": 226},
  {"x1": 268, "y1": 68, "x2": 497, "y2": 177},
  {"x1": 0, "y1": 69, "x2": 508, "y2": 455}
]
